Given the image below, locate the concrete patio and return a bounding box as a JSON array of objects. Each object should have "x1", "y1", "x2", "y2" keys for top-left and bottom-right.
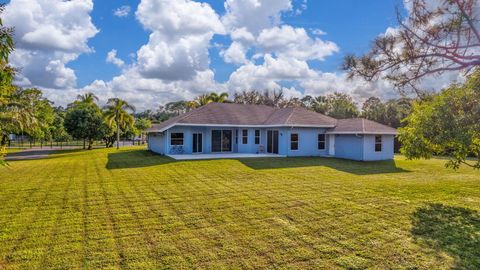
[{"x1": 167, "y1": 153, "x2": 286, "y2": 160}]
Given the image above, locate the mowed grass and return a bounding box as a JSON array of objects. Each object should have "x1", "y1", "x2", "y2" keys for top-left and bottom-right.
[{"x1": 0, "y1": 147, "x2": 479, "y2": 269}]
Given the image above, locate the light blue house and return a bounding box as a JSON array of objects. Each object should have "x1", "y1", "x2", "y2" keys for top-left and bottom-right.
[{"x1": 146, "y1": 102, "x2": 396, "y2": 161}]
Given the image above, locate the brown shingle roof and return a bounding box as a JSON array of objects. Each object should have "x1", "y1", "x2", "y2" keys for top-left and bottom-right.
[
  {"x1": 146, "y1": 103, "x2": 396, "y2": 134},
  {"x1": 147, "y1": 102, "x2": 336, "y2": 132},
  {"x1": 326, "y1": 118, "x2": 397, "y2": 134}
]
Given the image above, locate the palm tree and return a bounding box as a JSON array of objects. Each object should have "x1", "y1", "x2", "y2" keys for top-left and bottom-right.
[
  {"x1": 188, "y1": 92, "x2": 229, "y2": 109},
  {"x1": 76, "y1": 92, "x2": 99, "y2": 105},
  {"x1": 103, "y1": 98, "x2": 135, "y2": 149},
  {"x1": 188, "y1": 94, "x2": 212, "y2": 109},
  {"x1": 208, "y1": 92, "x2": 229, "y2": 102}
]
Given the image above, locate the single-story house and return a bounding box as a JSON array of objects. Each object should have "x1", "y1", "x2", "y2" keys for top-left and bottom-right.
[{"x1": 146, "y1": 102, "x2": 397, "y2": 161}]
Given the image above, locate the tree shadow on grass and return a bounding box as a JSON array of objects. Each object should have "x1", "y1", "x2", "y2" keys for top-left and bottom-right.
[
  {"x1": 411, "y1": 203, "x2": 480, "y2": 269},
  {"x1": 106, "y1": 149, "x2": 174, "y2": 169},
  {"x1": 238, "y1": 157, "x2": 409, "y2": 175}
]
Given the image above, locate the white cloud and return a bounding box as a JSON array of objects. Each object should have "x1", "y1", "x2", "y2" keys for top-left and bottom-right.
[
  {"x1": 113, "y1": 5, "x2": 131, "y2": 17},
  {"x1": 222, "y1": 0, "x2": 292, "y2": 34},
  {"x1": 73, "y1": 0, "x2": 228, "y2": 110},
  {"x1": 78, "y1": 68, "x2": 225, "y2": 111},
  {"x1": 227, "y1": 54, "x2": 317, "y2": 91},
  {"x1": 257, "y1": 25, "x2": 339, "y2": 61},
  {"x1": 135, "y1": 0, "x2": 224, "y2": 81},
  {"x1": 106, "y1": 49, "x2": 125, "y2": 68},
  {"x1": 294, "y1": 0, "x2": 308, "y2": 15},
  {"x1": 221, "y1": 42, "x2": 250, "y2": 65},
  {"x1": 8, "y1": 0, "x2": 454, "y2": 113},
  {"x1": 311, "y1": 29, "x2": 326, "y2": 36},
  {"x1": 3, "y1": 0, "x2": 98, "y2": 89}
]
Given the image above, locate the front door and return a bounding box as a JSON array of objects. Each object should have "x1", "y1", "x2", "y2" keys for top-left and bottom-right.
[
  {"x1": 192, "y1": 133, "x2": 202, "y2": 153},
  {"x1": 267, "y1": 130, "x2": 279, "y2": 154}
]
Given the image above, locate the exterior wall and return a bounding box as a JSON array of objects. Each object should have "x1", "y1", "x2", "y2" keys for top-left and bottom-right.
[
  {"x1": 147, "y1": 125, "x2": 395, "y2": 161},
  {"x1": 281, "y1": 127, "x2": 329, "y2": 157},
  {"x1": 362, "y1": 135, "x2": 394, "y2": 161},
  {"x1": 147, "y1": 132, "x2": 165, "y2": 155},
  {"x1": 332, "y1": 134, "x2": 395, "y2": 161},
  {"x1": 333, "y1": 134, "x2": 364, "y2": 161}
]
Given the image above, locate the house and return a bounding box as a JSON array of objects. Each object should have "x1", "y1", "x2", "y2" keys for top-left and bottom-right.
[{"x1": 146, "y1": 102, "x2": 397, "y2": 161}]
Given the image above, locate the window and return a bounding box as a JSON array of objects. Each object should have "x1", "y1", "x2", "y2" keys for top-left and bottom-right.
[
  {"x1": 171, "y1": 133, "x2": 184, "y2": 145},
  {"x1": 242, "y1": 129, "x2": 248, "y2": 144},
  {"x1": 290, "y1": 133, "x2": 299, "y2": 150},
  {"x1": 318, "y1": 134, "x2": 326, "y2": 150},
  {"x1": 254, "y1": 130, "x2": 260, "y2": 144},
  {"x1": 235, "y1": 129, "x2": 238, "y2": 144},
  {"x1": 375, "y1": 135, "x2": 382, "y2": 152}
]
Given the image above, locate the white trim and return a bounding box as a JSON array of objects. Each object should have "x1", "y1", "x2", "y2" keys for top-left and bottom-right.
[
  {"x1": 254, "y1": 129, "x2": 261, "y2": 145},
  {"x1": 266, "y1": 129, "x2": 280, "y2": 154},
  {"x1": 192, "y1": 132, "x2": 203, "y2": 153},
  {"x1": 241, "y1": 129, "x2": 248, "y2": 145},
  {"x1": 326, "y1": 131, "x2": 397, "y2": 135},
  {"x1": 328, "y1": 134, "x2": 335, "y2": 156},
  {"x1": 374, "y1": 135, "x2": 383, "y2": 152},
  {"x1": 317, "y1": 133, "x2": 326, "y2": 150},
  {"x1": 148, "y1": 123, "x2": 336, "y2": 133},
  {"x1": 290, "y1": 133, "x2": 299, "y2": 151}
]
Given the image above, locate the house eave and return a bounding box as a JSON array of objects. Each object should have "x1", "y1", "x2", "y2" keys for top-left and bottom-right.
[
  {"x1": 325, "y1": 131, "x2": 397, "y2": 135},
  {"x1": 147, "y1": 123, "x2": 336, "y2": 133}
]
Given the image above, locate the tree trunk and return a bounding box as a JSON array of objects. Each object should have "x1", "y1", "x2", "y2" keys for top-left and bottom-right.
[
  {"x1": 88, "y1": 139, "x2": 93, "y2": 150},
  {"x1": 116, "y1": 122, "x2": 120, "y2": 150},
  {"x1": 1, "y1": 135, "x2": 8, "y2": 165}
]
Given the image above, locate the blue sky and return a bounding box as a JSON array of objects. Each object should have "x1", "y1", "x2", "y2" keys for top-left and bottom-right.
[
  {"x1": 72, "y1": 0, "x2": 403, "y2": 86},
  {"x1": 3, "y1": 0, "x2": 406, "y2": 110}
]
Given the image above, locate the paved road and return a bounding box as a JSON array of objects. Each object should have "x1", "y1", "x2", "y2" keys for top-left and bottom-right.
[{"x1": 5, "y1": 148, "x2": 57, "y2": 161}]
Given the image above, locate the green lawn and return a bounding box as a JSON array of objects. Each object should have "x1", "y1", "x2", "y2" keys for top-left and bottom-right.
[{"x1": 0, "y1": 147, "x2": 479, "y2": 269}]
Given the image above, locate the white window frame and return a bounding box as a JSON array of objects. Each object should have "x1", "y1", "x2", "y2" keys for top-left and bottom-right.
[
  {"x1": 290, "y1": 133, "x2": 299, "y2": 151},
  {"x1": 375, "y1": 135, "x2": 382, "y2": 152},
  {"x1": 254, "y1": 129, "x2": 260, "y2": 144},
  {"x1": 242, "y1": 129, "x2": 248, "y2": 144},
  {"x1": 318, "y1": 133, "x2": 326, "y2": 150}
]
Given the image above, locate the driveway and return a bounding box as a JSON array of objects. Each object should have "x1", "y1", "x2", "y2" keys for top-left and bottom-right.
[{"x1": 5, "y1": 148, "x2": 56, "y2": 160}]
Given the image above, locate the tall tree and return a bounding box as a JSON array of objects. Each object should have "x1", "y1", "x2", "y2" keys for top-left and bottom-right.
[
  {"x1": 103, "y1": 98, "x2": 135, "y2": 149},
  {"x1": 188, "y1": 92, "x2": 229, "y2": 109},
  {"x1": 325, "y1": 92, "x2": 359, "y2": 119},
  {"x1": 50, "y1": 107, "x2": 71, "y2": 142},
  {"x1": 233, "y1": 90, "x2": 263, "y2": 105},
  {"x1": 384, "y1": 98, "x2": 413, "y2": 128},
  {"x1": 307, "y1": 95, "x2": 329, "y2": 114},
  {"x1": 362, "y1": 97, "x2": 387, "y2": 123},
  {"x1": 13, "y1": 88, "x2": 55, "y2": 142},
  {"x1": 76, "y1": 92, "x2": 99, "y2": 105},
  {"x1": 208, "y1": 92, "x2": 229, "y2": 103},
  {"x1": 188, "y1": 94, "x2": 212, "y2": 109},
  {"x1": 134, "y1": 118, "x2": 152, "y2": 144},
  {"x1": 64, "y1": 102, "x2": 105, "y2": 150},
  {"x1": 164, "y1": 101, "x2": 189, "y2": 115},
  {"x1": 0, "y1": 6, "x2": 21, "y2": 165},
  {"x1": 343, "y1": 0, "x2": 480, "y2": 95},
  {"x1": 399, "y1": 69, "x2": 480, "y2": 169}
]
